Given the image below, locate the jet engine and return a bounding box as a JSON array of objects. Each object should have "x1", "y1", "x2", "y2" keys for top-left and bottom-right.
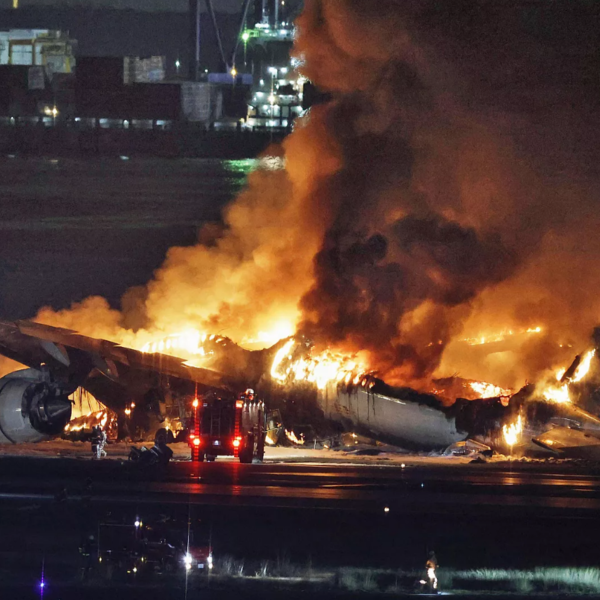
[{"x1": 0, "y1": 369, "x2": 72, "y2": 444}]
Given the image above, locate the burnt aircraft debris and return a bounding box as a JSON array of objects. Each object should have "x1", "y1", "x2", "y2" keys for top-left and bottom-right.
[
  {"x1": 0, "y1": 319, "x2": 234, "y2": 444},
  {"x1": 2, "y1": 318, "x2": 600, "y2": 459}
]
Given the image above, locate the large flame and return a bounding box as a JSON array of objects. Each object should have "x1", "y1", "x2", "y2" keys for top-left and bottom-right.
[
  {"x1": 540, "y1": 349, "x2": 596, "y2": 404},
  {"x1": 502, "y1": 414, "x2": 523, "y2": 447},
  {"x1": 64, "y1": 410, "x2": 111, "y2": 433},
  {"x1": 271, "y1": 339, "x2": 369, "y2": 390},
  {"x1": 543, "y1": 384, "x2": 571, "y2": 404},
  {"x1": 573, "y1": 350, "x2": 596, "y2": 383}
]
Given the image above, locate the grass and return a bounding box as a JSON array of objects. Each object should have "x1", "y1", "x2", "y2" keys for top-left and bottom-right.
[
  {"x1": 455, "y1": 567, "x2": 600, "y2": 594},
  {"x1": 213, "y1": 557, "x2": 600, "y2": 595}
]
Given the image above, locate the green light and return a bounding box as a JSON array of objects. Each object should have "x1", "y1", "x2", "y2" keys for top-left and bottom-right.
[
  {"x1": 242, "y1": 31, "x2": 250, "y2": 42},
  {"x1": 224, "y1": 159, "x2": 257, "y2": 176}
]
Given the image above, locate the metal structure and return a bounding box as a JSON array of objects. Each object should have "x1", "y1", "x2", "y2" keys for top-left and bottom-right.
[{"x1": 189, "y1": 0, "x2": 254, "y2": 80}]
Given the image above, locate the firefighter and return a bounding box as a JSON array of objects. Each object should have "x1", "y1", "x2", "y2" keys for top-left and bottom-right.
[
  {"x1": 425, "y1": 550, "x2": 439, "y2": 593},
  {"x1": 91, "y1": 425, "x2": 107, "y2": 459}
]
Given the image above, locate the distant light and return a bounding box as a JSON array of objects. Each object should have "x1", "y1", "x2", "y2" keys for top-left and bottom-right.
[
  {"x1": 130, "y1": 402, "x2": 135, "y2": 408},
  {"x1": 120, "y1": 156, "x2": 130, "y2": 161},
  {"x1": 193, "y1": 398, "x2": 199, "y2": 408},
  {"x1": 280, "y1": 67, "x2": 288, "y2": 74},
  {"x1": 401, "y1": 463, "x2": 406, "y2": 468},
  {"x1": 184, "y1": 553, "x2": 193, "y2": 571},
  {"x1": 268, "y1": 95, "x2": 276, "y2": 104},
  {"x1": 421, "y1": 483, "x2": 424, "y2": 488},
  {"x1": 134, "y1": 520, "x2": 141, "y2": 528},
  {"x1": 205, "y1": 68, "x2": 209, "y2": 73},
  {"x1": 133, "y1": 567, "x2": 137, "y2": 573},
  {"x1": 268, "y1": 67, "x2": 277, "y2": 75},
  {"x1": 260, "y1": 79, "x2": 265, "y2": 86},
  {"x1": 230, "y1": 67, "x2": 238, "y2": 78},
  {"x1": 40, "y1": 582, "x2": 45, "y2": 588},
  {"x1": 384, "y1": 507, "x2": 390, "y2": 513},
  {"x1": 242, "y1": 31, "x2": 250, "y2": 42},
  {"x1": 175, "y1": 60, "x2": 180, "y2": 68},
  {"x1": 193, "y1": 438, "x2": 201, "y2": 447}
]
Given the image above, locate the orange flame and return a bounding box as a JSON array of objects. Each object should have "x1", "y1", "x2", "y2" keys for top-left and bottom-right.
[
  {"x1": 285, "y1": 429, "x2": 305, "y2": 445},
  {"x1": 461, "y1": 326, "x2": 543, "y2": 346},
  {"x1": 64, "y1": 410, "x2": 111, "y2": 433},
  {"x1": 539, "y1": 349, "x2": 596, "y2": 404},
  {"x1": 469, "y1": 381, "x2": 512, "y2": 399},
  {"x1": 271, "y1": 340, "x2": 369, "y2": 390},
  {"x1": 573, "y1": 349, "x2": 596, "y2": 383},
  {"x1": 503, "y1": 414, "x2": 523, "y2": 447}
]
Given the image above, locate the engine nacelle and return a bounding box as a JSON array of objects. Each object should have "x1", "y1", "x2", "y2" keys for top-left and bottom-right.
[{"x1": 0, "y1": 369, "x2": 72, "y2": 444}]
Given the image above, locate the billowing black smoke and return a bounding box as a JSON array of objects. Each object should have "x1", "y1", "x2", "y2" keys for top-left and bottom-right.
[
  {"x1": 300, "y1": 213, "x2": 517, "y2": 381},
  {"x1": 294, "y1": 0, "x2": 600, "y2": 386}
]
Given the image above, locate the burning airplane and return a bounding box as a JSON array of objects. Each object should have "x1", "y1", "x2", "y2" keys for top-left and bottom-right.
[
  {"x1": 2, "y1": 316, "x2": 600, "y2": 460},
  {"x1": 2, "y1": 2, "x2": 600, "y2": 460}
]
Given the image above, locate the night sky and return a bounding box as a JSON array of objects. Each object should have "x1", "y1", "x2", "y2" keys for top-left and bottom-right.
[{"x1": 0, "y1": 0, "x2": 303, "y2": 74}]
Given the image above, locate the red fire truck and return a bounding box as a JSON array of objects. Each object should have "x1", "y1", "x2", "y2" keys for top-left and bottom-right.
[{"x1": 188, "y1": 391, "x2": 266, "y2": 463}]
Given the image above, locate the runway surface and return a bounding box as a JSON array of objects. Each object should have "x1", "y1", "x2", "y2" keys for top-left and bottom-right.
[
  {"x1": 1, "y1": 455, "x2": 600, "y2": 516},
  {"x1": 2, "y1": 455, "x2": 600, "y2": 598}
]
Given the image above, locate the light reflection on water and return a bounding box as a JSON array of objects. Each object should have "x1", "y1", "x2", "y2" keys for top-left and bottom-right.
[{"x1": 0, "y1": 157, "x2": 250, "y2": 319}]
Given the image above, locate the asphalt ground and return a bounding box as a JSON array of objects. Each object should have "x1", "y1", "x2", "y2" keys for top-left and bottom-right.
[
  {"x1": 1, "y1": 452, "x2": 600, "y2": 598},
  {"x1": 1, "y1": 451, "x2": 600, "y2": 515}
]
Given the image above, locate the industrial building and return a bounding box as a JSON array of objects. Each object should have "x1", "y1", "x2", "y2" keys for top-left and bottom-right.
[
  {"x1": 0, "y1": 28, "x2": 76, "y2": 73},
  {"x1": 0, "y1": 1, "x2": 305, "y2": 137}
]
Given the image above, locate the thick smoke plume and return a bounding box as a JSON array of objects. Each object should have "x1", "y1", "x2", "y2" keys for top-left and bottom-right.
[
  {"x1": 295, "y1": 0, "x2": 600, "y2": 386},
  {"x1": 22, "y1": 0, "x2": 600, "y2": 391}
]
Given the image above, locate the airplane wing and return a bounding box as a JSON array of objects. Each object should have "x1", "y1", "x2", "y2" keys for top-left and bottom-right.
[
  {"x1": 0, "y1": 319, "x2": 233, "y2": 444},
  {"x1": 5, "y1": 319, "x2": 229, "y2": 389},
  {"x1": 532, "y1": 426, "x2": 600, "y2": 459}
]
